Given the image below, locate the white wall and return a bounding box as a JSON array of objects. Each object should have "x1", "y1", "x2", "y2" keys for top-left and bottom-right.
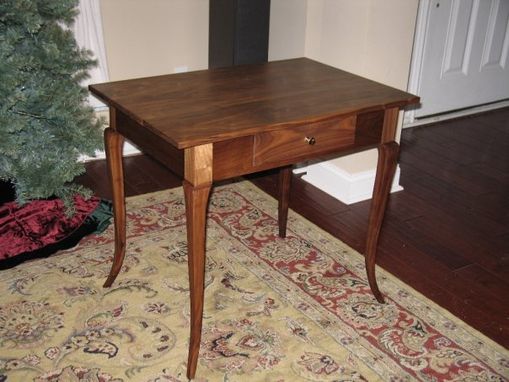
[
  {"x1": 100, "y1": 0, "x2": 209, "y2": 81},
  {"x1": 303, "y1": 0, "x2": 418, "y2": 175},
  {"x1": 299, "y1": 0, "x2": 419, "y2": 194},
  {"x1": 99, "y1": 0, "x2": 417, "y2": 95},
  {"x1": 268, "y1": 0, "x2": 307, "y2": 61},
  {"x1": 101, "y1": 0, "x2": 308, "y2": 81},
  {"x1": 97, "y1": 0, "x2": 210, "y2": 156},
  {"x1": 100, "y1": 0, "x2": 308, "y2": 80},
  {"x1": 305, "y1": 0, "x2": 418, "y2": 90}
]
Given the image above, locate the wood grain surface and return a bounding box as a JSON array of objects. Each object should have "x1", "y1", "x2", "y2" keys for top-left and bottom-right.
[{"x1": 90, "y1": 58, "x2": 418, "y2": 149}]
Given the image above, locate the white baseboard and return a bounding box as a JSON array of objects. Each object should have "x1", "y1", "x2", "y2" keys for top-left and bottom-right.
[
  {"x1": 79, "y1": 142, "x2": 141, "y2": 162},
  {"x1": 301, "y1": 161, "x2": 403, "y2": 204},
  {"x1": 404, "y1": 100, "x2": 509, "y2": 128}
]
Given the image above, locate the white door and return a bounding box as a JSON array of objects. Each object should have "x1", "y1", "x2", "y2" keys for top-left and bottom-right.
[{"x1": 415, "y1": 0, "x2": 509, "y2": 118}]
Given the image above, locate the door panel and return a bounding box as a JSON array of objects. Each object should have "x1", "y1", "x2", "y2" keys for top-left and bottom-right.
[
  {"x1": 416, "y1": 0, "x2": 509, "y2": 117},
  {"x1": 481, "y1": 0, "x2": 509, "y2": 70}
]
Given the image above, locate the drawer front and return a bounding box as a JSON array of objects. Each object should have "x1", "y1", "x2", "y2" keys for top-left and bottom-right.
[{"x1": 253, "y1": 115, "x2": 356, "y2": 166}]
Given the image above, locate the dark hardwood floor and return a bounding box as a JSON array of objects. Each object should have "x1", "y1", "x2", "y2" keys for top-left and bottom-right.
[{"x1": 77, "y1": 107, "x2": 509, "y2": 348}]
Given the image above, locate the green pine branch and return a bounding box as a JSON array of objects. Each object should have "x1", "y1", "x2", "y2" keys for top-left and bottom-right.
[{"x1": 0, "y1": 0, "x2": 104, "y2": 210}]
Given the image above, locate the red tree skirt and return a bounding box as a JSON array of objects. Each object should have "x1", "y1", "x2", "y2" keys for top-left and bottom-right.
[{"x1": 0, "y1": 196, "x2": 103, "y2": 262}]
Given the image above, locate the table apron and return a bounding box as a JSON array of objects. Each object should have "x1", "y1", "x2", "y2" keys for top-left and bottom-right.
[{"x1": 113, "y1": 108, "x2": 387, "y2": 182}]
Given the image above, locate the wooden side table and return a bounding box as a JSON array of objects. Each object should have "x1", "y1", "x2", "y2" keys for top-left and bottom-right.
[{"x1": 90, "y1": 58, "x2": 419, "y2": 379}]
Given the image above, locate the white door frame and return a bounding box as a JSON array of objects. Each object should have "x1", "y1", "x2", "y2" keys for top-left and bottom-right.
[
  {"x1": 404, "y1": 0, "x2": 432, "y2": 126},
  {"x1": 403, "y1": 0, "x2": 509, "y2": 128}
]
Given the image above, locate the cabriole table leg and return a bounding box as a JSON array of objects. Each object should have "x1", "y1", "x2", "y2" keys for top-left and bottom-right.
[
  {"x1": 183, "y1": 181, "x2": 211, "y2": 380},
  {"x1": 365, "y1": 141, "x2": 399, "y2": 303},
  {"x1": 103, "y1": 124, "x2": 126, "y2": 288},
  {"x1": 183, "y1": 144, "x2": 213, "y2": 380}
]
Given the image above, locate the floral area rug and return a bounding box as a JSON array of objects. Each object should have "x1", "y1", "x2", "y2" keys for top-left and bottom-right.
[{"x1": 0, "y1": 181, "x2": 507, "y2": 381}]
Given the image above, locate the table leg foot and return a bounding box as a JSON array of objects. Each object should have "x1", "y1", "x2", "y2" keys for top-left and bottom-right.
[
  {"x1": 365, "y1": 141, "x2": 399, "y2": 303},
  {"x1": 183, "y1": 180, "x2": 211, "y2": 380},
  {"x1": 103, "y1": 127, "x2": 126, "y2": 288},
  {"x1": 278, "y1": 166, "x2": 292, "y2": 238},
  {"x1": 103, "y1": 269, "x2": 122, "y2": 289}
]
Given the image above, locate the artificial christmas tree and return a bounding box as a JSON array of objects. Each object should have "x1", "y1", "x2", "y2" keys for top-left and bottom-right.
[
  {"x1": 0, "y1": 1, "x2": 111, "y2": 265},
  {"x1": 0, "y1": 0, "x2": 104, "y2": 209}
]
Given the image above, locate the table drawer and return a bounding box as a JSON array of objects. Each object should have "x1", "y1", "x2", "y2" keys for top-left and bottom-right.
[{"x1": 253, "y1": 115, "x2": 356, "y2": 166}]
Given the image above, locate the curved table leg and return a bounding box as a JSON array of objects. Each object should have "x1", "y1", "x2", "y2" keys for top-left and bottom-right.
[
  {"x1": 183, "y1": 181, "x2": 211, "y2": 380},
  {"x1": 103, "y1": 127, "x2": 126, "y2": 288},
  {"x1": 183, "y1": 144, "x2": 213, "y2": 380},
  {"x1": 278, "y1": 166, "x2": 292, "y2": 238},
  {"x1": 365, "y1": 141, "x2": 399, "y2": 303}
]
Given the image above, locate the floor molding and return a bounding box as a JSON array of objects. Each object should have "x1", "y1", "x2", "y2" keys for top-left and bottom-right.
[
  {"x1": 79, "y1": 142, "x2": 141, "y2": 162},
  {"x1": 404, "y1": 100, "x2": 509, "y2": 128},
  {"x1": 301, "y1": 161, "x2": 403, "y2": 205}
]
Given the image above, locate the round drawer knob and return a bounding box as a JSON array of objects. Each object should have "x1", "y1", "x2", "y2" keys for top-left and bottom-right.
[{"x1": 305, "y1": 136, "x2": 316, "y2": 145}]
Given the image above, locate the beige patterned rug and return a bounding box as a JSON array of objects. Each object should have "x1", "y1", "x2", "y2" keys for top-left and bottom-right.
[{"x1": 0, "y1": 181, "x2": 507, "y2": 381}]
